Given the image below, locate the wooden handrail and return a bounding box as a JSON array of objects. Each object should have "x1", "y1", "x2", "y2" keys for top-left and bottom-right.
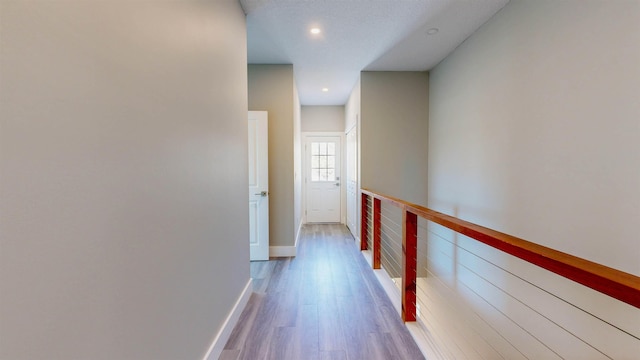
[{"x1": 361, "y1": 188, "x2": 640, "y2": 309}]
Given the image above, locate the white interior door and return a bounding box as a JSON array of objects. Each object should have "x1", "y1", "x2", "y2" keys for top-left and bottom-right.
[
  {"x1": 248, "y1": 111, "x2": 269, "y2": 261},
  {"x1": 306, "y1": 136, "x2": 341, "y2": 223}
]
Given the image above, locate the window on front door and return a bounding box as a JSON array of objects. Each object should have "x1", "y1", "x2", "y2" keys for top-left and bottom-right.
[{"x1": 310, "y1": 142, "x2": 336, "y2": 182}]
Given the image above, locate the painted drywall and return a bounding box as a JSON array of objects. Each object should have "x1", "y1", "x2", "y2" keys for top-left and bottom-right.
[
  {"x1": 301, "y1": 106, "x2": 345, "y2": 132},
  {"x1": 0, "y1": 1, "x2": 249, "y2": 359},
  {"x1": 427, "y1": 0, "x2": 640, "y2": 357},
  {"x1": 248, "y1": 65, "x2": 297, "y2": 247},
  {"x1": 429, "y1": 0, "x2": 640, "y2": 276},
  {"x1": 361, "y1": 71, "x2": 430, "y2": 206}
]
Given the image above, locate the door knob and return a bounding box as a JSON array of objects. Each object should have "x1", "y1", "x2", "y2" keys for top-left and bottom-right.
[
  {"x1": 255, "y1": 191, "x2": 268, "y2": 197},
  {"x1": 334, "y1": 183, "x2": 340, "y2": 187}
]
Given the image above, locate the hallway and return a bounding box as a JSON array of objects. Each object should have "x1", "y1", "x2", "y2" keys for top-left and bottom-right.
[{"x1": 221, "y1": 224, "x2": 424, "y2": 360}]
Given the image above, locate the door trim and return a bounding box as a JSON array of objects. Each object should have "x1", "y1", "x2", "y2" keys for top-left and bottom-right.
[
  {"x1": 302, "y1": 131, "x2": 345, "y2": 224},
  {"x1": 345, "y1": 125, "x2": 359, "y2": 239}
]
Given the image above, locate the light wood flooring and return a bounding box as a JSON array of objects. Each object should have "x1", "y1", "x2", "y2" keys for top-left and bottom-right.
[{"x1": 221, "y1": 224, "x2": 425, "y2": 360}]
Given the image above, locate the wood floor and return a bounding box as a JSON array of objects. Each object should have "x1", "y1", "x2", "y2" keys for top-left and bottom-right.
[{"x1": 221, "y1": 224, "x2": 425, "y2": 360}]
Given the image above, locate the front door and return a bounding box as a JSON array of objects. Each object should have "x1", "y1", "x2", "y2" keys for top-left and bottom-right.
[
  {"x1": 306, "y1": 136, "x2": 341, "y2": 223},
  {"x1": 248, "y1": 111, "x2": 269, "y2": 261}
]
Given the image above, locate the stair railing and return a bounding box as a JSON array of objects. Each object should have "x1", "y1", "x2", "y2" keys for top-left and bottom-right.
[{"x1": 360, "y1": 188, "x2": 640, "y2": 323}]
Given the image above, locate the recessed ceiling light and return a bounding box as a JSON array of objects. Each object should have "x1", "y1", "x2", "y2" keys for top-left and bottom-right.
[
  {"x1": 426, "y1": 28, "x2": 439, "y2": 35},
  {"x1": 322, "y1": 88, "x2": 329, "y2": 92},
  {"x1": 310, "y1": 27, "x2": 321, "y2": 35}
]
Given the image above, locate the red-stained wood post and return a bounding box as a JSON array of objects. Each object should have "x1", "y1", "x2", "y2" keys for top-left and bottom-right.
[
  {"x1": 360, "y1": 193, "x2": 368, "y2": 251},
  {"x1": 373, "y1": 197, "x2": 381, "y2": 269},
  {"x1": 402, "y1": 210, "x2": 418, "y2": 322}
]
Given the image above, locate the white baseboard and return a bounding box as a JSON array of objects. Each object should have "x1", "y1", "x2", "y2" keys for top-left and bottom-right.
[
  {"x1": 357, "y1": 249, "x2": 440, "y2": 360},
  {"x1": 268, "y1": 223, "x2": 301, "y2": 258},
  {"x1": 269, "y1": 245, "x2": 296, "y2": 257},
  {"x1": 360, "y1": 250, "x2": 401, "y2": 314},
  {"x1": 375, "y1": 269, "x2": 402, "y2": 315},
  {"x1": 407, "y1": 320, "x2": 449, "y2": 360},
  {"x1": 362, "y1": 249, "x2": 373, "y2": 266},
  {"x1": 203, "y1": 278, "x2": 253, "y2": 360}
]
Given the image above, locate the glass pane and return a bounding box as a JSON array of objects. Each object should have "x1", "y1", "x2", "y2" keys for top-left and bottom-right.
[
  {"x1": 327, "y1": 169, "x2": 335, "y2": 181},
  {"x1": 327, "y1": 156, "x2": 335, "y2": 169},
  {"x1": 319, "y1": 155, "x2": 327, "y2": 168},
  {"x1": 319, "y1": 169, "x2": 328, "y2": 181},
  {"x1": 328, "y1": 142, "x2": 335, "y2": 155},
  {"x1": 311, "y1": 169, "x2": 320, "y2": 181},
  {"x1": 319, "y1": 142, "x2": 327, "y2": 155},
  {"x1": 312, "y1": 142, "x2": 320, "y2": 155},
  {"x1": 312, "y1": 155, "x2": 319, "y2": 168}
]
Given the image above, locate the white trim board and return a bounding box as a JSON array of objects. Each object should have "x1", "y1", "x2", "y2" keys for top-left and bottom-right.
[
  {"x1": 269, "y1": 246, "x2": 296, "y2": 257},
  {"x1": 357, "y1": 249, "x2": 444, "y2": 360},
  {"x1": 269, "y1": 220, "x2": 302, "y2": 258},
  {"x1": 203, "y1": 279, "x2": 253, "y2": 360}
]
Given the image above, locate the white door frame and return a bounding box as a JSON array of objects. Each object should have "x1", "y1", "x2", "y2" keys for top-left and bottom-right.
[
  {"x1": 345, "y1": 124, "x2": 358, "y2": 238},
  {"x1": 302, "y1": 132, "x2": 345, "y2": 224}
]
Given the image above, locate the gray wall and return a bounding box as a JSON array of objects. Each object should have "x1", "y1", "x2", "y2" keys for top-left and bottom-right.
[
  {"x1": 361, "y1": 71, "x2": 430, "y2": 206},
  {"x1": 429, "y1": 0, "x2": 639, "y2": 276},
  {"x1": 425, "y1": 0, "x2": 639, "y2": 357},
  {"x1": 248, "y1": 65, "x2": 297, "y2": 247},
  {"x1": 301, "y1": 105, "x2": 345, "y2": 132},
  {"x1": 0, "y1": 1, "x2": 249, "y2": 359}
]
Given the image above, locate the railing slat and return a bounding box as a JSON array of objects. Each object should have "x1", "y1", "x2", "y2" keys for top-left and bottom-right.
[
  {"x1": 360, "y1": 192, "x2": 368, "y2": 251},
  {"x1": 402, "y1": 210, "x2": 418, "y2": 322},
  {"x1": 373, "y1": 198, "x2": 381, "y2": 269}
]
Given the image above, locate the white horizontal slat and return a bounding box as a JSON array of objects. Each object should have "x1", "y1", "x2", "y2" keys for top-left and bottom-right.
[
  {"x1": 455, "y1": 257, "x2": 607, "y2": 359},
  {"x1": 454, "y1": 240, "x2": 640, "y2": 359},
  {"x1": 423, "y1": 221, "x2": 640, "y2": 359},
  {"x1": 427, "y1": 220, "x2": 640, "y2": 339},
  {"x1": 414, "y1": 276, "x2": 485, "y2": 360},
  {"x1": 423, "y1": 232, "x2": 561, "y2": 359},
  {"x1": 417, "y1": 276, "x2": 528, "y2": 360}
]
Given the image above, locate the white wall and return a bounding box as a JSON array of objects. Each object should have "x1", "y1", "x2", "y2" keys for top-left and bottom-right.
[
  {"x1": 0, "y1": 1, "x2": 250, "y2": 359},
  {"x1": 427, "y1": 0, "x2": 640, "y2": 358},
  {"x1": 301, "y1": 105, "x2": 345, "y2": 132},
  {"x1": 429, "y1": 0, "x2": 639, "y2": 279}
]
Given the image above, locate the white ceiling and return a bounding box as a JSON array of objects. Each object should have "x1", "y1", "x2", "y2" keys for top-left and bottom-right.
[{"x1": 241, "y1": 0, "x2": 509, "y2": 106}]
